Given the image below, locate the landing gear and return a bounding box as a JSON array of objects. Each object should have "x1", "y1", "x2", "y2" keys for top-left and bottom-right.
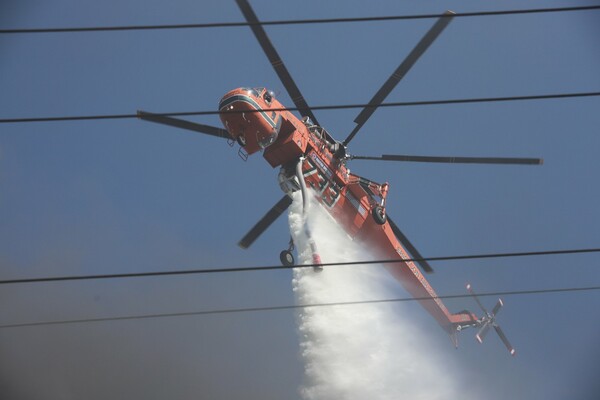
[
  {"x1": 372, "y1": 205, "x2": 387, "y2": 225},
  {"x1": 280, "y1": 237, "x2": 295, "y2": 266},
  {"x1": 279, "y1": 250, "x2": 295, "y2": 266},
  {"x1": 236, "y1": 135, "x2": 247, "y2": 147}
]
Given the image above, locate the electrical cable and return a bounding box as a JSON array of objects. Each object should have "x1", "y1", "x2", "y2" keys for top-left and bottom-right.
[
  {"x1": 1, "y1": 247, "x2": 599, "y2": 286},
  {"x1": 1, "y1": 91, "x2": 599, "y2": 124},
  {"x1": 1, "y1": 5, "x2": 599, "y2": 34},
  {"x1": 0, "y1": 285, "x2": 597, "y2": 329}
]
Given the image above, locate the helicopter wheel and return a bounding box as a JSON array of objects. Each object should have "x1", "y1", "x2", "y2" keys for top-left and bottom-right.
[
  {"x1": 280, "y1": 250, "x2": 295, "y2": 266},
  {"x1": 236, "y1": 135, "x2": 247, "y2": 147},
  {"x1": 372, "y1": 205, "x2": 387, "y2": 225}
]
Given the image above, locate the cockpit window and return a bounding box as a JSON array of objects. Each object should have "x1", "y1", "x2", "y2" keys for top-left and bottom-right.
[
  {"x1": 243, "y1": 87, "x2": 259, "y2": 98},
  {"x1": 263, "y1": 90, "x2": 273, "y2": 104}
]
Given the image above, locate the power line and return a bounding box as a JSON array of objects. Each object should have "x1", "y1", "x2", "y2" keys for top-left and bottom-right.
[
  {"x1": 1, "y1": 285, "x2": 597, "y2": 329},
  {"x1": 1, "y1": 91, "x2": 599, "y2": 124},
  {"x1": 1, "y1": 5, "x2": 598, "y2": 34},
  {"x1": 2, "y1": 247, "x2": 599, "y2": 286}
]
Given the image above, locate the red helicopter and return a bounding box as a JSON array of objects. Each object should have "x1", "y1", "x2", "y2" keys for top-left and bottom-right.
[{"x1": 138, "y1": 0, "x2": 541, "y2": 354}]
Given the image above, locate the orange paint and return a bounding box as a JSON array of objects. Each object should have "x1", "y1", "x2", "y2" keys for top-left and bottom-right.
[{"x1": 220, "y1": 87, "x2": 478, "y2": 333}]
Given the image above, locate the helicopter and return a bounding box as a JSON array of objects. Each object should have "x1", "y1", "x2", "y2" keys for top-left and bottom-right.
[{"x1": 137, "y1": 0, "x2": 542, "y2": 353}]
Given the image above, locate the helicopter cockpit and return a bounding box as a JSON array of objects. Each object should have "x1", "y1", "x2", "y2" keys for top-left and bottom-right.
[
  {"x1": 242, "y1": 87, "x2": 275, "y2": 105},
  {"x1": 234, "y1": 87, "x2": 280, "y2": 149}
]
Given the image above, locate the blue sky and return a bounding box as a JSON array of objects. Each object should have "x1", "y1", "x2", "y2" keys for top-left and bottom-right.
[{"x1": 1, "y1": 1, "x2": 599, "y2": 399}]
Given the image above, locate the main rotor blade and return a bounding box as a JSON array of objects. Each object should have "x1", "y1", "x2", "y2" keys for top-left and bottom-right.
[
  {"x1": 387, "y1": 216, "x2": 434, "y2": 273},
  {"x1": 343, "y1": 11, "x2": 455, "y2": 146},
  {"x1": 235, "y1": 0, "x2": 320, "y2": 126},
  {"x1": 494, "y1": 325, "x2": 516, "y2": 356},
  {"x1": 137, "y1": 111, "x2": 231, "y2": 140},
  {"x1": 238, "y1": 195, "x2": 293, "y2": 249},
  {"x1": 351, "y1": 154, "x2": 543, "y2": 165}
]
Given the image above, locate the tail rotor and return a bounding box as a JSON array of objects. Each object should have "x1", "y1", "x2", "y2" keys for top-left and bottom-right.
[{"x1": 466, "y1": 283, "x2": 516, "y2": 356}]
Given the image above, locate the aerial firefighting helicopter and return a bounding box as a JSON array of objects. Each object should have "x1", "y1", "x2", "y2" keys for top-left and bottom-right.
[{"x1": 138, "y1": 0, "x2": 542, "y2": 353}]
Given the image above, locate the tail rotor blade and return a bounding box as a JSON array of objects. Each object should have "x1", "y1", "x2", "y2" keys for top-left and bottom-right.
[
  {"x1": 475, "y1": 322, "x2": 492, "y2": 343},
  {"x1": 491, "y1": 298, "x2": 504, "y2": 317},
  {"x1": 466, "y1": 284, "x2": 515, "y2": 355},
  {"x1": 494, "y1": 325, "x2": 516, "y2": 356},
  {"x1": 238, "y1": 195, "x2": 293, "y2": 249},
  {"x1": 466, "y1": 283, "x2": 489, "y2": 315}
]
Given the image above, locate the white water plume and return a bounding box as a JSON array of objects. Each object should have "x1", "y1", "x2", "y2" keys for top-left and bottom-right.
[{"x1": 289, "y1": 192, "x2": 466, "y2": 400}]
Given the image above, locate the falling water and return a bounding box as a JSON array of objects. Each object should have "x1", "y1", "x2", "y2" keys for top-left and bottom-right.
[{"x1": 289, "y1": 192, "x2": 464, "y2": 400}]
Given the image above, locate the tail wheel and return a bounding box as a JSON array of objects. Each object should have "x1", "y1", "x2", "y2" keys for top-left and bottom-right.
[
  {"x1": 280, "y1": 250, "x2": 295, "y2": 266},
  {"x1": 372, "y1": 205, "x2": 387, "y2": 225}
]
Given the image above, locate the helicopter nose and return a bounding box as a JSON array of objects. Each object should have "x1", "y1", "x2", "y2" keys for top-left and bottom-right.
[{"x1": 219, "y1": 88, "x2": 278, "y2": 155}]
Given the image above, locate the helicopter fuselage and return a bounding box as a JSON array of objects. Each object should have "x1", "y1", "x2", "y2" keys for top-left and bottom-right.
[{"x1": 219, "y1": 86, "x2": 478, "y2": 334}]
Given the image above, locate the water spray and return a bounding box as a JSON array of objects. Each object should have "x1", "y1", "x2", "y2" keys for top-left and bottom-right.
[{"x1": 289, "y1": 196, "x2": 465, "y2": 400}]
